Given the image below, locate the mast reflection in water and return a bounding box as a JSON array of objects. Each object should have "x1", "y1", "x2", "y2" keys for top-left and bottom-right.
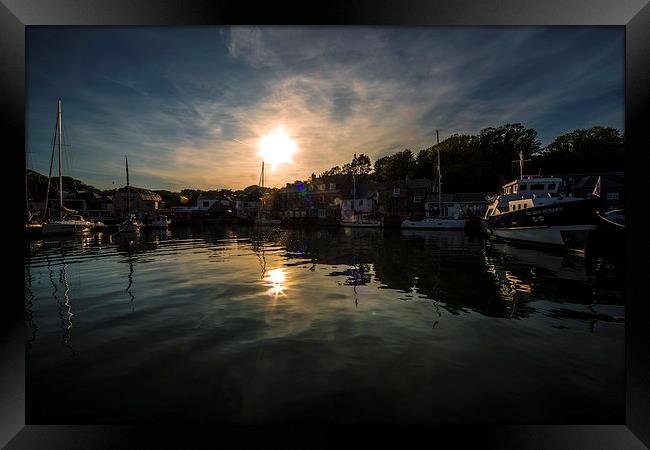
[{"x1": 25, "y1": 225, "x2": 625, "y2": 424}]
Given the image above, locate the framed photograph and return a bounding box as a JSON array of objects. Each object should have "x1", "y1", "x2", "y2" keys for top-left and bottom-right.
[{"x1": 3, "y1": 0, "x2": 648, "y2": 448}]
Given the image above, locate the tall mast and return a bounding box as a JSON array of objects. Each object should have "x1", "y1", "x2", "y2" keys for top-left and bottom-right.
[
  {"x1": 258, "y1": 161, "x2": 264, "y2": 219},
  {"x1": 25, "y1": 149, "x2": 29, "y2": 219},
  {"x1": 58, "y1": 99, "x2": 63, "y2": 216},
  {"x1": 126, "y1": 154, "x2": 130, "y2": 216},
  {"x1": 43, "y1": 103, "x2": 60, "y2": 220},
  {"x1": 436, "y1": 130, "x2": 441, "y2": 214}
]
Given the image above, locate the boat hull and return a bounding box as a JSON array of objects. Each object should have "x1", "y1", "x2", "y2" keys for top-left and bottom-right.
[
  {"x1": 487, "y1": 197, "x2": 600, "y2": 248},
  {"x1": 491, "y1": 224, "x2": 597, "y2": 247},
  {"x1": 401, "y1": 218, "x2": 465, "y2": 230},
  {"x1": 42, "y1": 221, "x2": 92, "y2": 235},
  {"x1": 340, "y1": 220, "x2": 383, "y2": 228}
]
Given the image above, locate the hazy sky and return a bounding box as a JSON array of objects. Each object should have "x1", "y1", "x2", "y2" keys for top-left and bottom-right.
[{"x1": 26, "y1": 26, "x2": 624, "y2": 191}]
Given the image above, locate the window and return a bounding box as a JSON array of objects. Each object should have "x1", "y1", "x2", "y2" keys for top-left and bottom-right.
[
  {"x1": 607, "y1": 192, "x2": 619, "y2": 200},
  {"x1": 413, "y1": 195, "x2": 422, "y2": 203},
  {"x1": 530, "y1": 184, "x2": 544, "y2": 190},
  {"x1": 358, "y1": 199, "x2": 364, "y2": 207},
  {"x1": 393, "y1": 188, "x2": 401, "y2": 196},
  {"x1": 329, "y1": 183, "x2": 336, "y2": 190},
  {"x1": 513, "y1": 185, "x2": 518, "y2": 194},
  {"x1": 519, "y1": 184, "x2": 527, "y2": 191},
  {"x1": 203, "y1": 201, "x2": 210, "y2": 207},
  {"x1": 547, "y1": 183, "x2": 556, "y2": 190}
]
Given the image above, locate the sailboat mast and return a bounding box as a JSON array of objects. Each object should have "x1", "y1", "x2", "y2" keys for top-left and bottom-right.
[
  {"x1": 126, "y1": 154, "x2": 130, "y2": 216},
  {"x1": 58, "y1": 99, "x2": 63, "y2": 215},
  {"x1": 25, "y1": 149, "x2": 29, "y2": 219},
  {"x1": 258, "y1": 161, "x2": 264, "y2": 219},
  {"x1": 43, "y1": 104, "x2": 60, "y2": 220},
  {"x1": 436, "y1": 130, "x2": 441, "y2": 214}
]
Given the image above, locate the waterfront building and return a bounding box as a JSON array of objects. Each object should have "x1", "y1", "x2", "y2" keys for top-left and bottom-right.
[
  {"x1": 562, "y1": 172, "x2": 624, "y2": 211},
  {"x1": 112, "y1": 186, "x2": 163, "y2": 220},
  {"x1": 376, "y1": 178, "x2": 434, "y2": 219},
  {"x1": 340, "y1": 180, "x2": 379, "y2": 219},
  {"x1": 196, "y1": 192, "x2": 232, "y2": 212},
  {"x1": 234, "y1": 193, "x2": 261, "y2": 219}
]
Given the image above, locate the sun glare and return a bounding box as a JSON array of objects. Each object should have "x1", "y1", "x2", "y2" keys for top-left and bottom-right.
[
  {"x1": 258, "y1": 126, "x2": 297, "y2": 169},
  {"x1": 265, "y1": 268, "x2": 287, "y2": 296}
]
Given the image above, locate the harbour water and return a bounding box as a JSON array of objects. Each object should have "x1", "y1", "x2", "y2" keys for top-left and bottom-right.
[{"x1": 25, "y1": 225, "x2": 625, "y2": 424}]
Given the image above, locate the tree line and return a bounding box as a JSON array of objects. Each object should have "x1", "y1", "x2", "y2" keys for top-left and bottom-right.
[
  {"x1": 27, "y1": 123, "x2": 624, "y2": 203},
  {"x1": 319, "y1": 124, "x2": 624, "y2": 192}
]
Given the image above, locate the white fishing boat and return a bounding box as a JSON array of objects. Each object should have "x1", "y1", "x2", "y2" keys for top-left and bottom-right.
[
  {"x1": 41, "y1": 99, "x2": 93, "y2": 236},
  {"x1": 402, "y1": 130, "x2": 466, "y2": 230},
  {"x1": 484, "y1": 151, "x2": 600, "y2": 250},
  {"x1": 118, "y1": 155, "x2": 141, "y2": 234}
]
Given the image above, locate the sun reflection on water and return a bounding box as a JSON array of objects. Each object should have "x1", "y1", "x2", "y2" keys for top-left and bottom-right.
[{"x1": 265, "y1": 268, "x2": 287, "y2": 296}]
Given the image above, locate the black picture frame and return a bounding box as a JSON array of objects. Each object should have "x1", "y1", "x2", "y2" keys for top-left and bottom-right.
[{"x1": 2, "y1": 1, "x2": 648, "y2": 448}]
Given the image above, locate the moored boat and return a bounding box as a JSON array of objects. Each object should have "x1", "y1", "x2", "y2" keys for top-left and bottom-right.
[
  {"x1": 40, "y1": 99, "x2": 94, "y2": 236},
  {"x1": 255, "y1": 162, "x2": 282, "y2": 226},
  {"x1": 401, "y1": 131, "x2": 466, "y2": 231},
  {"x1": 484, "y1": 152, "x2": 601, "y2": 251},
  {"x1": 142, "y1": 214, "x2": 171, "y2": 229},
  {"x1": 402, "y1": 216, "x2": 465, "y2": 230},
  {"x1": 340, "y1": 214, "x2": 384, "y2": 228},
  {"x1": 43, "y1": 214, "x2": 93, "y2": 235},
  {"x1": 118, "y1": 156, "x2": 141, "y2": 234}
]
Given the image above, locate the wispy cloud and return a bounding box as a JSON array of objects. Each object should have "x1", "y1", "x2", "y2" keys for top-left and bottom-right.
[{"x1": 26, "y1": 26, "x2": 624, "y2": 191}]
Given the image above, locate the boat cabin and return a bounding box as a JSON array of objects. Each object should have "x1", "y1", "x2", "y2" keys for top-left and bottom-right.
[{"x1": 501, "y1": 176, "x2": 563, "y2": 197}]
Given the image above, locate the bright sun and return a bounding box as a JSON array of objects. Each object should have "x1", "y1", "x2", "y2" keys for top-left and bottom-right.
[{"x1": 258, "y1": 126, "x2": 297, "y2": 169}]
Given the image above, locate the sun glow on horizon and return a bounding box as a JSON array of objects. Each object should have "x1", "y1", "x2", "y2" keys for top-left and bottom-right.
[{"x1": 258, "y1": 126, "x2": 298, "y2": 170}]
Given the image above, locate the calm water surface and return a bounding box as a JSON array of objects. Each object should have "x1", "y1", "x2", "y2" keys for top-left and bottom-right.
[{"x1": 25, "y1": 225, "x2": 625, "y2": 424}]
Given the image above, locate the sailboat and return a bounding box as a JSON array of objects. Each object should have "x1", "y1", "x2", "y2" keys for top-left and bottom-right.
[
  {"x1": 255, "y1": 161, "x2": 281, "y2": 225},
  {"x1": 42, "y1": 99, "x2": 93, "y2": 236},
  {"x1": 401, "y1": 130, "x2": 466, "y2": 230},
  {"x1": 340, "y1": 175, "x2": 383, "y2": 228},
  {"x1": 118, "y1": 155, "x2": 142, "y2": 234}
]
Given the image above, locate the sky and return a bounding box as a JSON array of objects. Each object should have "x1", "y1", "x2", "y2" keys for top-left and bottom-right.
[{"x1": 26, "y1": 26, "x2": 624, "y2": 191}]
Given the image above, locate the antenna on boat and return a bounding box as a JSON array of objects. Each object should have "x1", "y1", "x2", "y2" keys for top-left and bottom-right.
[{"x1": 513, "y1": 150, "x2": 531, "y2": 180}]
